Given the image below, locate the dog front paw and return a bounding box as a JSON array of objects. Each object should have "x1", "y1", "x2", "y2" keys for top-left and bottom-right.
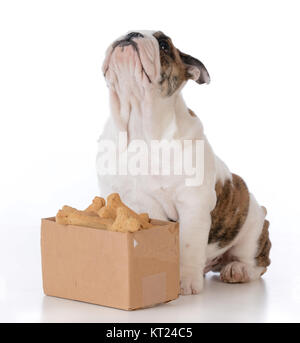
[{"x1": 180, "y1": 274, "x2": 204, "y2": 295}]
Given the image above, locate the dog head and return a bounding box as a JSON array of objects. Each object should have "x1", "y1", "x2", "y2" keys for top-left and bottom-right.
[{"x1": 103, "y1": 30, "x2": 210, "y2": 97}]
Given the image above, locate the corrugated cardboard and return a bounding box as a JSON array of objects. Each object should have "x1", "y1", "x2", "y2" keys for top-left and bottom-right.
[{"x1": 41, "y1": 217, "x2": 180, "y2": 310}]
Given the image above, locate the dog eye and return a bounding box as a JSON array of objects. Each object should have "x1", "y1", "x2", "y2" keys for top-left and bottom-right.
[{"x1": 159, "y1": 40, "x2": 170, "y2": 52}]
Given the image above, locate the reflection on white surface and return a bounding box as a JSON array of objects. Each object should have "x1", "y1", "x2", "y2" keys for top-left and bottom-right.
[
  {"x1": 39, "y1": 276, "x2": 268, "y2": 323},
  {"x1": 0, "y1": 226, "x2": 299, "y2": 323}
]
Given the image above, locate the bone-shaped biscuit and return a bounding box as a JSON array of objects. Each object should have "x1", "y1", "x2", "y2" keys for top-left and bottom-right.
[
  {"x1": 56, "y1": 204, "x2": 113, "y2": 229},
  {"x1": 56, "y1": 196, "x2": 104, "y2": 224},
  {"x1": 85, "y1": 196, "x2": 105, "y2": 214},
  {"x1": 56, "y1": 204, "x2": 99, "y2": 225},
  {"x1": 110, "y1": 207, "x2": 141, "y2": 233},
  {"x1": 98, "y1": 206, "x2": 116, "y2": 219},
  {"x1": 67, "y1": 211, "x2": 113, "y2": 230},
  {"x1": 62, "y1": 205, "x2": 77, "y2": 214},
  {"x1": 56, "y1": 210, "x2": 69, "y2": 225},
  {"x1": 139, "y1": 213, "x2": 150, "y2": 223},
  {"x1": 98, "y1": 193, "x2": 152, "y2": 229},
  {"x1": 56, "y1": 206, "x2": 77, "y2": 225},
  {"x1": 56, "y1": 193, "x2": 152, "y2": 232}
]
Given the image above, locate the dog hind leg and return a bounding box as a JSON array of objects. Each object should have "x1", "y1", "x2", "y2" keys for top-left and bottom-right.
[{"x1": 219, "y1": 194, "x2": 271, "y2": 283}]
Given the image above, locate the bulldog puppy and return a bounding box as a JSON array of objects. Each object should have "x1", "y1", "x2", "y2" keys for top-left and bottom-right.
[{"x1": 97, "y1": 31, "x2": 271, "y2": 294}]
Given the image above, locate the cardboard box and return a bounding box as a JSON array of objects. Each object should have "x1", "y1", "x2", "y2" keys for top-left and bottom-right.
[{"x1": 41, "y1": 217, "x2": 180, "y2": 310}]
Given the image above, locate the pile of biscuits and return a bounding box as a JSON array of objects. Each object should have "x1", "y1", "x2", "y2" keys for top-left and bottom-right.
[{"x1": 56, "y1": 193, "x2": 153, "y2": 233}]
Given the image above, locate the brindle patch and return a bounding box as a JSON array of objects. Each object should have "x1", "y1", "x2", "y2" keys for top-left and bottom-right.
[
  {"x1": 255, "y1": 219, "x2": 271, "y2": 268},
  {"x1": 153, "y1": 31, "x2": 210, "y2": 95},
  {"x1": 153, "y1": 31, "x2": 187, "y2": 96},
  {"x1": 209, "y1": 174, "x2": 250, "y2": 248}
]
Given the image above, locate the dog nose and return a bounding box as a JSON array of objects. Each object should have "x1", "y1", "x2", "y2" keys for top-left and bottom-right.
[{"x1": 125, "y1": 32, "x2": 144, "y2": 40}]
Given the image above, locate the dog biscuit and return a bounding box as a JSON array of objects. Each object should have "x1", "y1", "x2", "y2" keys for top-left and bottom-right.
[
  {"x1": 62, "y1": 205, "x2": 77, "y2": 214},
  {"x1": 56, "y1": 204, "x2": 98, "y2": 225},
  {"x1": 110, "y1": 207, "x2": 141, "y2": 233},
  {"x1": 56, "y1": 193, "x2": 152, "y2": 232},
  {"x1": 98, "y1": 206, "x2": 116, "y2": 219},
  {"x1": 98, "y1": 193, "x2": 152, "y2": 229},
  {"x1": 85, "y1": 196, "x2": 106, "y2": 214},
  {"x1": 139, "y1": 213, "x2": 150, "y2": 223},
  {"x1": 67, "y1": 211, "x2": 114, "y2": 230},
  {"x1": 56, "y1": 209, "x2": 70, "y2": 225}
]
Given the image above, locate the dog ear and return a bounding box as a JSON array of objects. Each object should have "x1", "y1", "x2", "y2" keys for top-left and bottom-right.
[{"x1": 178, "y1": 50, "x2": 210, "y2": 85}]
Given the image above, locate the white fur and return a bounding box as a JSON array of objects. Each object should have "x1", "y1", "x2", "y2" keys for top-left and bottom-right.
[{"x1": 97, "y1": 31, "x2": 266, "y2": 294}]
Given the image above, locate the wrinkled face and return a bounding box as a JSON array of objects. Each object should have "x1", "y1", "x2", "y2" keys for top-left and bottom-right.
[{"x1": 103, "y1": 30, "x2": 210, "y2": 97}]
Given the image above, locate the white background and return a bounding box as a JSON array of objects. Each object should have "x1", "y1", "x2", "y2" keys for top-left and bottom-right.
[{"x1": 0, "y1": 0, "x2": 300, "y2": 322}]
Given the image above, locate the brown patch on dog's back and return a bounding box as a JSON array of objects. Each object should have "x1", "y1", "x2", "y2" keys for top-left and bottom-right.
[
  {"x1": 255, "y1": 219, "x2": 271, "y2": 268},
  {"x1": 209, "y1": 174, "x2": 250, "y2": 248}
]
